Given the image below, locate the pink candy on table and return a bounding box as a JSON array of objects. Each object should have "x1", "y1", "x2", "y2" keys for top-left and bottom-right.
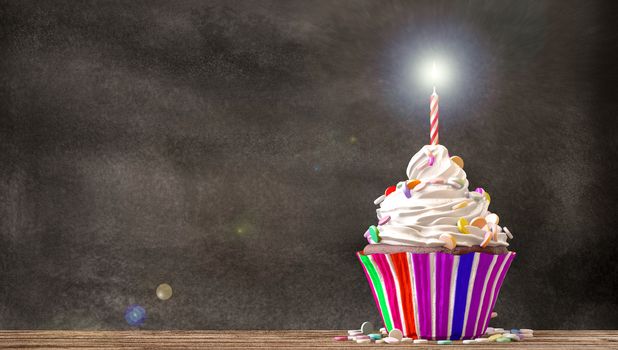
[{"x1": 333, "y1": 336, "x2": 348, "y2": 341}]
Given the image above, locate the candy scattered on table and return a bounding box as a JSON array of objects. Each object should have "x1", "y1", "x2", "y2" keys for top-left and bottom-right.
[
  {"x1": 383, "y1": 337, "x2": 400, "y2": 344},
  {"x1": 336, "y1": 322, "x2": 533, "y2": 345},
  {"x1": 360, "y1": 321, "x2": 375, "y2": 335},
  {"x1": 488, "y1": 334, "x2": 502, "y2": 341},
  {"x1": 475, "y1": 187, "x2": 485, "y2": 194},
  {"x1": 504, "y1": 333, "x2": 521, "y2": 341},
  {"x1": 388, "y1": 329, "x2": 403, "y2": 340},
  {"x1": 491, "y1": 311, "x2": 498, "y2": 318}
]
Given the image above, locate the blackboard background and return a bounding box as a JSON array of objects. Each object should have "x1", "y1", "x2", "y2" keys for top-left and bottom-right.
[{"x1": 1, "y1": 0, "x2": 617, "y2": 330}]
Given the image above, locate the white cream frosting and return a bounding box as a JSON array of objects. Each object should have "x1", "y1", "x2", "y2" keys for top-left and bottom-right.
[{"x1": 372, "y1": 145, "x2": 510, "y2": 247}]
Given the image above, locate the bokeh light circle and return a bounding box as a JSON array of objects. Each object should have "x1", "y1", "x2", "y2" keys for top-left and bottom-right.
[
  {"x1": 124, "y1": 304, "x2": 146, "y2": 327},
  {"x1": 156, "y1": 283, "x2": 173, "y2": 301}
]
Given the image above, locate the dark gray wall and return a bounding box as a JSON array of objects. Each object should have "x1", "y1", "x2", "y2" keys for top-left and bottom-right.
[{"x1": 1, "y1": 0, "x2": 616, "y2": 330}]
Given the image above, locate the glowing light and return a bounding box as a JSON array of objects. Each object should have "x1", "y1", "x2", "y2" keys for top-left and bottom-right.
[
  {"x1": 418, "y1": 58, "x2": 450, "y2": 88},
  {"x1": 124, "y1": 304, "x2": 146, "y2": 327},
  {"x1": 234, "y1": 222, "x2": 253, "y2": 236},
  {"x1": 156, "y1": 283, "x2": 173, "y2": 300}
]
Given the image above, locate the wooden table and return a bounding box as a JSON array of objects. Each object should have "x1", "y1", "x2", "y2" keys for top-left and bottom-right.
[{"x1": 0, "y1": 330, "x2": 616, "y2": 349}]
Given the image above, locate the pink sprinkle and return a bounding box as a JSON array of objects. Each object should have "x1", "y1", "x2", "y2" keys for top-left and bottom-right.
[
  {"x1": 475, "y1": 187, "x2": 485, "y2": 194},
  {"x1": 333, "y1": 336, "x2": 348, "y2": 341},
  {"x1": 378, "y1": 216, "x2": 391, "y2": 225},
  {"x1": 428, "y1": 155, "x2": 435, "y2": 166}
]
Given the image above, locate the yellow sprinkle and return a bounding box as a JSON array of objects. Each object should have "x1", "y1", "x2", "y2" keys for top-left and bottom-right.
[
  {"x1": 457, "y1": 217, "x2": 470, "y2": 234},
  {"x1": 484, "y1": 192, "x2": 491, "y2": 203},
  {"x1": 452, "y1": 201, "x2": 469, "y2": 210},
  {"x1": 488, "y1": 334, "x2": 502, "y2": 341}
]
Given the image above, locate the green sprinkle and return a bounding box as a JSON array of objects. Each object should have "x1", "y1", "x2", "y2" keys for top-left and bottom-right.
[
  {"x1": 369, "y1": 225, "x2": 380, "y2": 242},
  {"x1": 437, "y1": 340, "x2": 453, "y2": 345},
  {"x1": 369, "y1": 334, "x2": 382, "y2": 340},
  {"x1": 496, "y1": 337, "x2": 512, "y2": 343}
]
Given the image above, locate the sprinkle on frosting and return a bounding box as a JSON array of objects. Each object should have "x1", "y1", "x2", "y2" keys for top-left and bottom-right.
[{"x1": 366, "y1": 145, "x2": 512, "y2": 248}]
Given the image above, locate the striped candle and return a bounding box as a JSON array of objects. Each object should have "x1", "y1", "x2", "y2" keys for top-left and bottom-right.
[
  {"x1": 357, "y1": 251, "x2": 515, "y2": 340},
  {"x1": 430, "y1": 87, "x2": 439, "y2": 145}
]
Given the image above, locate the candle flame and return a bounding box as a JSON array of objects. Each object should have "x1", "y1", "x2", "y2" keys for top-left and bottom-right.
[{"x1": 420, "y1": 59, "x2": 449, "y2": 89}]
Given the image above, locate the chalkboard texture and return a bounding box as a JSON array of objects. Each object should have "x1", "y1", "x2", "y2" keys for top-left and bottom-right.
[{"x1": 0, "y1": 0, "x2": 616, "y2": 330}]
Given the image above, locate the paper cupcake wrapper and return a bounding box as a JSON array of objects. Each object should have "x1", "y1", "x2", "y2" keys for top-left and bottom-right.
[{"x1": 357, "y1": 251, "x2": 515, "y2": 340}]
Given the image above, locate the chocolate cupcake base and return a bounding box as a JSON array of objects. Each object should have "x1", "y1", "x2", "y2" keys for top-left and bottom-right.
[{"x1": 363, "y1": 244, "x2": 509, "y2": 255}]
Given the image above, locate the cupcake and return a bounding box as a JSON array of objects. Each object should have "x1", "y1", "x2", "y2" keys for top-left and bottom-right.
[{"x1": 358, "y1": 144, "x2": 515, "y2": 340}]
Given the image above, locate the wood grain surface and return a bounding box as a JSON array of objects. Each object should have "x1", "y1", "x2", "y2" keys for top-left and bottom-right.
[{"x1": 0, "y1": 330, "x2": 616, "y2": 349}]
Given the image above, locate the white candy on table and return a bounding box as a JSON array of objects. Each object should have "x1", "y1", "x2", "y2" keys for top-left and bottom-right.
[
  {"x1": 383, "y1": 336, "x2": 400, "y2": 344},
  {"x1": 388, "y1": 329, "x2": 403, "y2": 340}
]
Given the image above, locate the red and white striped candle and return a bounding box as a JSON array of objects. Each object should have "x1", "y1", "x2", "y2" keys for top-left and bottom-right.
[{"x1": 430, "y1": 86, "x2": 439, "y2": 145}]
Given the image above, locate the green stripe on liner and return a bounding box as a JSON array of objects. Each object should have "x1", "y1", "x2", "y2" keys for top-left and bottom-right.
[{"x1": 359, "y1": 254, "x2": 393, "y2": 330}]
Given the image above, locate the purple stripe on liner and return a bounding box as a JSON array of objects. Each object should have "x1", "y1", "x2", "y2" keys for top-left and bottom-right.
[
  {"x1": 373, "y1": 254, "x2": 403, "y2": 332},
  {"x1": 475, "y1": 254, "x2": 506, "y2": 335},
  {"x1": 435, "y1": 253, "x2": 454, "y2": 339},
  {"x1": 412, "y1": 254, "x2": 431, "y2": 339},
  {"x1": 482, "y1": 253, "x2": 516, "y2": 331},
  {"x1": 463, "y1": 253, "x2": 493, "y2": 338}
]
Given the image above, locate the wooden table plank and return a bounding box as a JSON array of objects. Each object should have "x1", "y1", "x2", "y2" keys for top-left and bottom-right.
[{"x1": 0, "y1": 330, "x2": 616, "y2": 349}]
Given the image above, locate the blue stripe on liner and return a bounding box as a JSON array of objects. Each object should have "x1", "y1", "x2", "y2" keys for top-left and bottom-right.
[{"x1": 450, "y1": 253, "x2": 474, "y2": 340}]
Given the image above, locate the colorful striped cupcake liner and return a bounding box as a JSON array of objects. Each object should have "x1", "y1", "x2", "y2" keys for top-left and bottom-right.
[{"x1": 357, "y1": 251, "x2": 515, "y2": 340}]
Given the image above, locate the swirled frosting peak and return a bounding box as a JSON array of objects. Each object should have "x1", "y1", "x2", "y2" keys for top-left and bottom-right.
[{"x1": 368, "y1": 145, "x2": 512, "y2": 248}]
